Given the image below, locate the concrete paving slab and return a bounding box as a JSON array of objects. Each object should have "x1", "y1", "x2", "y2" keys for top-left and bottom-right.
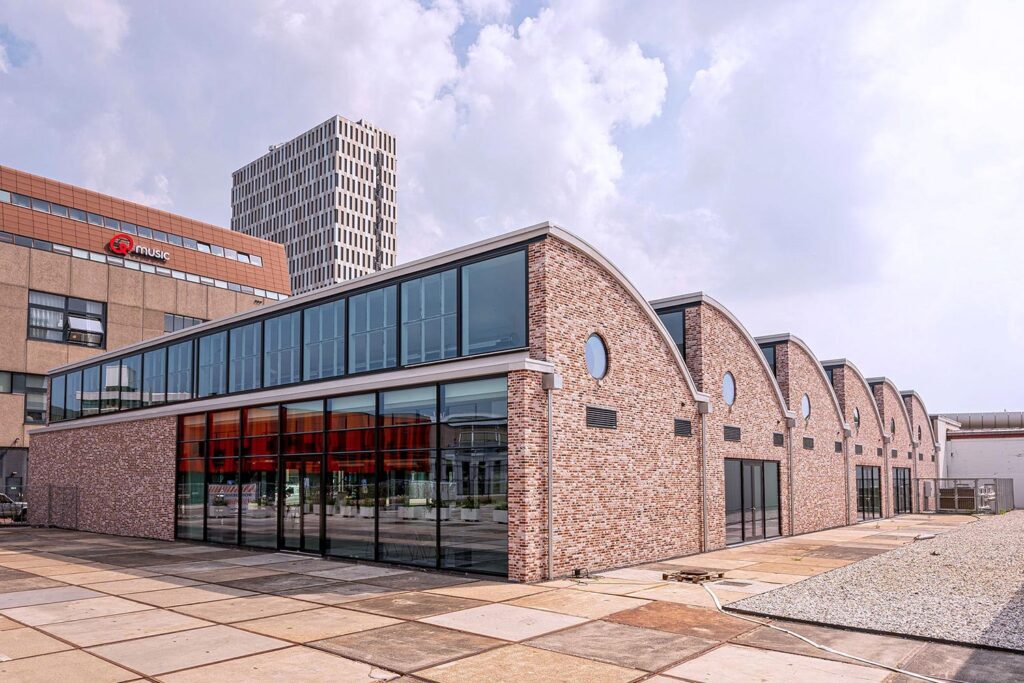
[
  {"x1": 888, "y1": 642, "x2": 1024, "y2": 683},
  {"x1": 87, "y1": 624, "x2": 288, "y2": 676},
  {"x1": 0, "y1": 648, "x2": 137, "y2": 682},
  {"x1": 0, "y1": 576, "x2": 66, "y2": 592},
  {"x1": 426, "y1": 581, "x2": 553, "y2": 602},
  {"x1": 345, "y1": 592, "x2": 486, "y2": 620},
  {"x1": 663, "y1": 643, "x2": 889, "y2": 682},
  {"x1": 220, "y1": 553, "x2": 304, "y2": 567},
  {"x1": 235, "y1": 606, "x2": 399, "y2": 642},
  {"x1": 87, "y1": 576, "x2": 201, "y2": 595},
  {"x1": 128, "y1": 584, "x2": 254, "y2": 608},
  {"x1": 0, "y1": 626, "x2": 72, "y2": 659},
  {"x1": 421, "y1": 603, "x2": 587, "y2": 641},
  {"x1": 0, "y1": 615, "x2": 20, "y2": 631},
  {"x1": 40, "y1": 608, "x2": 213, "y2": 647},
  {"x1": 314, "y1": 621, "x2": 502, "y2": 673},
  {"x1": 2, "y1": 595, "x2": 151, "y2": 626},
  {"x1": 171, "y1": 594, "x2": 321, "y2": 623},
  {"x1": 734, "y1": 622, "x2": 927, "y2": 668},
  {"x1": 594, "y1": 568, "x2": 667, "y2": 582},
  {"x1": 508, "y1": 588, "x2": 650, "y2": 619},
  {"x1": 276, "y1": 581, "x2": 400, "y2": 605},
  {"x1": 307, "y1": 564, "x2": 411, "y2": 581},
  {"x1": 361, "y1": 571, "x2": 478, "y2": 591},
  {"x1": 605, "y1": 601, "x2": 757, "y2": 641},
  {"x1": 168, "y1": 566, "x2": 284, "y2": 583},
  {"x1": 527, "y1": 619, "x2": 716, "y2": 671},
  {"x1": 416, "y1": 643, "x2": 643, "y2": 683},
  {"x1": 157, "y1": 645, "x2": 399, "y2": 682},
  {"x1": 220, "y1": 572, "x2": 341, "y2": 593},
  {"x1": 52, "y1": 569, "x2": 159, "y2": 585}
]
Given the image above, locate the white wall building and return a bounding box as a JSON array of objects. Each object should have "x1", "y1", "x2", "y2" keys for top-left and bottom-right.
[
  {"x1": 232, "y1": 115, "x2": 397, "y2": 295},
  {"x1": 938, "y1": 411, "x2": 1023, "y2": 509}
]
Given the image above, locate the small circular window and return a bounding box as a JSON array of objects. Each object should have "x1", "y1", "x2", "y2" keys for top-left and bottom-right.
[
  {"x1": 584, "y1": 334, "x2": 608, "y2": 380},
  {"x1": 853, "y1": 407, "x2": 861, "y2": 429},
  {"x1": 801, "y1": 394, "x2": 811, "y2": 419},
  {"x1": 722, "y1": 372, "x2": 736, "y2": 406}
]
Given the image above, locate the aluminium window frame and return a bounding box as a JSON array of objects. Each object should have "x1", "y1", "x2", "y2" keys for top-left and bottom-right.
[{"x1": 27, "y1": 290, "x2": 107, "y2": 349}]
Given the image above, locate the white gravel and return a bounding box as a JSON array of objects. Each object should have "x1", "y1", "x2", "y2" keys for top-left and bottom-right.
[{"x1": 729, "y1": 511, "x2": 1024, "y2": 652}]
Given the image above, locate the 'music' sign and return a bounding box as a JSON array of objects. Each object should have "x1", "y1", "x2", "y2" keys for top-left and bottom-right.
[{"x1": 108, "y1": 233, "x2": 170, "y2": 261}]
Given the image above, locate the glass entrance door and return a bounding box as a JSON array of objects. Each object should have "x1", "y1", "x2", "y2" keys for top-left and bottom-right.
[
  {"x1": 856, "y1": 465, "x2": 882, "y2": 520},
  {"x1": 725, "y1": 458, "x2": 781, "y2": 545},
  {"x1": 893, "y1": 467, "x2": 912, "y2": 515},
  {"x1": 282, "y1": 456, "x2": 322, "y2": 552}
]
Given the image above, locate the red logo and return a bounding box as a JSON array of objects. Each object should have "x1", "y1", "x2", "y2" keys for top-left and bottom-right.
[{"x1": 109, "y1": 233, "x2": 134, "y2": 256}]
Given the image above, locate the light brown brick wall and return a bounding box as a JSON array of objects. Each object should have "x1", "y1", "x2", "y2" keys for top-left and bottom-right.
[
  {"x1": 26, "y1": 416, "x2": 176, "y2": 540},
  {"x1": 831, "y1": 364, "x2": 887, "y2": 521},
  {"x1": 778, "y1": 341, "x2": 848, "y2": 533},
  {"x1": 875, "y1": 381, "x2": 915, "y2": 516}
]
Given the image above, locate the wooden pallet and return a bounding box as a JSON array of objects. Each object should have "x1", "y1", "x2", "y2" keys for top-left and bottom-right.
[{"x1": 662, "y1": 568, "x2": 725, "y2": 584}]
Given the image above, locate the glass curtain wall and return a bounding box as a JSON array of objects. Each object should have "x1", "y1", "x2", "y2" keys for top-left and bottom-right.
[
  {"x1": 174, "y1": 377, "x2": 509, "y2": 575},
  {"x1": 724, "y1": 458, "x2": 781, "y2": 545},
  {"x1": 304, "y1": 299, "x2": 346, "y2": 381},
  {"x1": 856, "y1": 465, "x2": 882, "y2": 520}
]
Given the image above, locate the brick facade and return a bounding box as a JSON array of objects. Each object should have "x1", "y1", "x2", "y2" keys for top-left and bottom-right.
[
  {"x1": 827, "y1": 361, "x2": 887, "y2": 521},
  {"x1": 772, "y1": 339, "x2": 848, "y2": 534},
  {"x1": 27, "y1": 415, "x2": 176, "y2": 540},
  {"x1": 904, "y1": 392, "x2": 940, "y2": 506},
  {"x1": 873, "y1": 379, "x2": 916, "y2": 515}
]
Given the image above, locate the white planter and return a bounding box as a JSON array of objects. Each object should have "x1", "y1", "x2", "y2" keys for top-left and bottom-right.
[
  {"x1": 399, "y1": 506, "x2": 425, "y2": 520},
  {"x1": 493, "y1": 509, "x2": 508, "y2": 524},
  {"x1": 359, "y1": 506, "x2": 376, "y2": 519},
  {"x1": 460, "y1": 508, "x2": 480, "y2": 522},
  {"x1": 433, "y1": 507, "x2": 451, "y2": 521},
  {"x1": 341, "y1": 505, "x2": 357, "y2": 517},
  {"x1": 209, "y1": 505, "x2": 230, "y2": 518}
]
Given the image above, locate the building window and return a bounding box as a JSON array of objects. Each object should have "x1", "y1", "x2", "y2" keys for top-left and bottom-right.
[
  {"x1": 760, "y1": 344, "x2": 776, "y2": 377},
  {"x1": 584, "y1": 334, "x2": 608, "y2": 380},
  {"x1": 722, "y1": 371, "x2": 736, "y2": 406},
  {"x1": 303, "y1": 299, "x2": 345, "y2": 381},
  {"x1": 82, "y1": 365, "x2": 100, "y2": 416},
  {"x1": 164, "y1": 314, "x2": 205, "y2": 333},
  {"x1": 461, "y1": 251, "x2": 526, "y2": 356},
  {"x1": 229, "y1": 322, "x2": 261, "y2": 393},
  {"x1": 143, "y1": 348, "x2": 167, "y2": 406},
  {"x1": 657, "y1": 310, "x2": 685, "y2": 359},
  {"x1": 349, "y1": 285, "x2": 396, "y2": 373},
  {"x1": 198, "y1": 331, "x2": 228, "y2": 398},
  {"x1": 28, "y1": 291, "x2": 105, "y2": 347},
  {"x1": 401, "y1": 270, "x2": 456, "y2": 365},
  {"x1": 167, "y1": 340, "x2": 193, "y2": 402},
  {"x1": 120, "y1": 354, "x2": 142, "y2": 410},
  {"x1": 64, "y1": 370, "x2": 82, "y2": 420},
  {"x1": 800, "y1": 394, "x2": 811, "y2": 420},
  {"x1": 264, "y1": 312, "x2": 301, "y2": 387},
  {"x1": 100, "y1": 360, "x2": 121, "y2": 413},
  {"x1": 890, "y1": 418, "x2": 896, "y2": 435},
  {"x1": 49, "y1": 374, "x2": 65, "y2": 422},
  {"x1": 853, "y1": 407, "x2": 860, "y2": 430}
]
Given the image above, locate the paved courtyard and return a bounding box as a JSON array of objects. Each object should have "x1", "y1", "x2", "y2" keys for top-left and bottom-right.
[{"x1": 2, "y1": 514, "x2": 1023, "y2": 682}]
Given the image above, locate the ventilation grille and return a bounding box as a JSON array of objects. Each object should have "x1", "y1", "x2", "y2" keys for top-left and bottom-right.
[
  {"x1": 855, "y1": 444, "x2": 864, "y2": 455},
  {"x1": 586, "y1": 406, "x2": 617, "y2": 429},
  {"x1": 877, "y1": 447, "x2": 884, "y2": 457},
  {"x1": 918, "y1": 453, "x2": 923, "y2": 460},
  {"x1": 892, "y1": 449, "x2": 898, "y2": 458},
  {"x1": 724, "y1": 425, "x2": 741, "y2": 442},
  {"x1": 773, "y1": 432, "x2": 784, "y2": 447},
  {"x1": 908, "y1": 451, "x2": 913, "y2": 460},
  {"x1": 835, "y1": 441, "x2": 843, "y2": 453},
  {"x1": 674, "y1": 419, "x2": 692, "y2": 437},
  {"x1": 802, "y1": 437, "x2": 815, "y2": 450},
  {"x1": 931, "y1": 453, "x2": 935, "y2": 462}
]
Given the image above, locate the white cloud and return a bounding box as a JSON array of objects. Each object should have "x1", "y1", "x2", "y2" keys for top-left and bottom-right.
[{"x1": 63, "y1": 0, "x2": 129, "y2": 53}]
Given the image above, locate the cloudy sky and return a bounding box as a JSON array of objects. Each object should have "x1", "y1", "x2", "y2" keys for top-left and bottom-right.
[{"x1": 2, "y1": 0, "x2": 1022, "y2": 413}]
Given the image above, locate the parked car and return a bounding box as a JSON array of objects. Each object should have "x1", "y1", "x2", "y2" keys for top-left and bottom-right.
[{"x1": 0, "y1": 493, "x2": 27, "y2": 522}]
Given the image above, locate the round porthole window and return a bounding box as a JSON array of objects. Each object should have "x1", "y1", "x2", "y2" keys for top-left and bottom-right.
[
  {"x1": 722, "y1": 372, "x2": 736, "y2": 406},
  {"x1": 584, "y1": 334, "x2": 608, "y2": 380},
  {"x1": 801, "y1": 394, "x2": 811, "y2": 419},
  {"x1": 853, "y1": 407, "x2": 861, "y2": 429}
]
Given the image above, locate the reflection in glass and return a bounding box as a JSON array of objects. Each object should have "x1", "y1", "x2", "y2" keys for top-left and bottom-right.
[
  {"x1": 764, "y1": 461, "x2": 780, "y2": 538},
  {"x1": 304, "y1": 299, "x2": 345, "y2": 381},
  {"x1": 65, "y1": 370, "x2": 82, "y2": 420},
  {"x1": 207, "y1": 457, "x2": 239, "y2": 544},
  {"x1": 326, "y1": 453, "x2": 375, "y2": 559},
  {"x1": 244, "y1": 405, "x2": 279, "y2": 456},
  {"x1": 461, "y1": 251, "x2": 526, "y2": 356},
  {"x1": 401, "y1": 270, "x2": 457, "y2": 365},
  {"x1": 264, "y1": 312, "x2": 301, "y2": 387},
  {"x1": 349, "y1": 286, "x2": 397, "y2": 373},
  {"x1": 724, "y1": 459, "x2": 743, "y2": 545},
  {"x1": 379, "y1": 450, "x2": 436, "y2": 567},
  {"x1": 49, "y1": 374, "x2": 65, "y2": 422},
  {"x1": 241, "y1": 456, "x2": 278, "y2": 548},
  {"x1": 229, "y1": 322, "x2": 261, "y2": 393},
  {"x1": 100, "y1": 360, "x2": 120, "y2": 413},
  {"x1": 198, "y1": 332, "x2": 228, "y2": 397},
  {"x1": 282, "y1": 457, "x2": 321, "y2": 552},
  {"x1": 176, "y1": 458, "x2": 204, "y2": 541},
  {"x1": 82, "y1": 365, "x2": 100, "y2": 416},
  {"x1": 121, "y1": 354, "x2": 142, "y2": 409},
  {"x1": 142, "y1": 348, "x2": 166, "y2": 406},
  {"x1": 167, "y1": 340, "x2": 193, "y2": 402},
  {"x1": 283, "y1": 401, "x2": 324, "y2": 454}
]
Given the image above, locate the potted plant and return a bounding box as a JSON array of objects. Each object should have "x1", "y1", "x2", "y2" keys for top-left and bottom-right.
[
  {"x1": 342, "y1": 494, "x2": 357, "y2": 517},
  {"x1": 460, "y1": 497, "x2": 480, "y2": 522},
  {"x1": 427, "y1": 499, "x2": 451, "y2": 521},
  {"x1": 493, "y1": 501, "x2": 508, "y2": 524}
]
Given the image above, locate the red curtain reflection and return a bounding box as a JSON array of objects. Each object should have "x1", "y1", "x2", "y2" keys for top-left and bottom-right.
[
  {"x1": 245, "y1": 406, "x2": 279, "y2": 436},
  {"x1": 379, "y1": 425, "x2": 435, "y2": 451},
  {"x1": 208, "y1": 457, "x2": 239, "y2": 475},
  {"x1": 327, "y1": 429, "x2": 375, "y2": 453},
  {"x1": 210, "y1": 410, "x2": 241, "y2": 439},
  {"x1": 382, "y1": 450, "x2": 432, "y2": 472},
  {"x1": 179, "y1": 414, "x2": 205, "y2": 442},
  {"x1": 243, "y1": 436, "x2": 278, "y2": 456},
  {"x1": 327, "y1": 452, "x2": 375, "y2": 474},
  {"x1": 177, "y1": 458, "x2": 204, "y2": 474},
  {"x1": 209, "y1": 439, "x2": 239, "y2": 459},
  {"x1": 242, "y1": 456, "x2": 276, "y2": 473},
  {"x1": 177, "y1": 442, "x2": 204, "y2": 459},
  {"x1": 282, "y1": 432, "x2": 324, "y2": 455},
  {"x1": 283, "y1": 402, "x2": 324, "y2": 433}
]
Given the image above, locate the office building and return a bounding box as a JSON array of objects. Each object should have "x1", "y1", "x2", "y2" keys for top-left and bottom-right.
[
  {"x1": 0, "y1": 165, "x2": 290, "y2": 501},
  {"x1": 231, "y1": 116, "x2": 397, "y2": 295}
]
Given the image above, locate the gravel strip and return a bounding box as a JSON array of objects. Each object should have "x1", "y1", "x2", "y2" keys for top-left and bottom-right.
[{"x1": 728, "y1": 511, "x2": 1024, "y2": 651}]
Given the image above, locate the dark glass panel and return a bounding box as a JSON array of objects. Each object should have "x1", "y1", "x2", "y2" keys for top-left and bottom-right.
[
  {"x1": 764, "y1": 460, "x2": 781, "y2": 538},
  {"x1": 282, "y1": 457, "x2": 322, "y2": 552},
  {"x1": 327, "y1": 394, "x2": 375, "y2": 430},
  {"x1": 245, "y1": 405, "x2": 279, "y2": 436},
  {"x1": 179, "y1": 413, "x2": 206, "y2": 442},
  {"x1": 229, "y1": 322, "x2": 261, "y2": 393},
  {"x1": 657, "y1": 310, "x2": 686, "y2": 359},
  {"x1": 209, "y1": 410, "x2": 241, "y2": 439},
  {"x1": 167, "y1": 340, "x2": 193, "y2": 402},
  {"x1": 99, "y1": 360, "x2": 120, "y2": 413},
  {"x1": 327, "y1": 428, "x2": 375, "y2": 453},
  {"x1": 81, "y1": 365, "x2": 100, "y2": 416},
  {"x1": 49, "y1": 374, "x2": 65, "y2": 422},
  {"x1": 177, "y1": 442, "x2": 204, "y2": 459},
  {"x1": 209, "y1": 439, "x2": 239, "y2": 459},
  {"x1": 724, "y1": 459, "x2": 743, "y2": 545},
  {"x1": 325, "y1": 452, "x2": 375, "y2": 560},
  {"x1": 379, "y1": 386, "x2": 436, "y2": 426},
  {"x1": 206, "y1": 458, "x2": 239, "y2": 544},
  {"x1": 64, "y1": 370, "x2": 82, "y2": 420},
  {"x1": 283, "y1": 400, "x2": 324, "y2": 434},
  {"x1": 264, "y1": 311, "x2": 301, "y2": 387},
  {"x1": 348, "y1": 285, "x2": 396, "y2": 373},
  {"x1": 461, "y1": 251, "x2": 526, "y2": 356},
  {"x1": 244, "y1": 436, "x2": 278, "y2": 457},
  {"x1": 176, "y1": 458, "x2": 204, "y2": 541},
  {"x1": 401, "y1": 269, "x2": 457, "y2": 365},
  {"x1": 120, "y1": 354, "x2": 142, "y2": 410},
  {"x1": 282, "y1": 432, "x2": 325, "y2": 455},
  {"x1": 142, "y1": 347, "x2": 166, "y2": 406},
  {"x1": 379, "y1": 449, "x2": 436, "y2": 567},
  {"x1": 198, "y1": 331, "x2": 227, "y2": 398},
  {"x1": 303, "y1": 299, "x2": 345, "y2": 381},
  {"x1": 241, "y1": 456, "x2": 278, "y2": 549},
  {"x1": 441, "y1": 448, "x2": 508, "y2": 573},
  {"x1": 379, "y1": 424, "x2": 436, "y2": 451}
]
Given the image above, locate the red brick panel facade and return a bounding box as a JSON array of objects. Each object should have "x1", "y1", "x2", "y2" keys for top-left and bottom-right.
[
  {"x1": 873, "y1": 380, "x2": 915, "y2": 516},
  {"x1": 904, "y1": 392, "x2": 940, "y2": 508},
  {"x1": 690, "y1": 302, "x2": 791, "y2": 549},
  {"x1": 775, "y1": 341, "x2": 848, "y2": 534},
  {"x1": 828, "y1": 362, "x2": 887, "y2": 521},
  {"x1": 27, "y1": 416, "x2": 176, "y2": 540}
]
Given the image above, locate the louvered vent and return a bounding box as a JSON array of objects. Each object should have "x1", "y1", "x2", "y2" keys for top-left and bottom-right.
[
  {"x1": 877, "y1": 447, "x2": 883, "y2": 457},
  {"x1": 773, "y1": 432, "x2": 784, "y2": 447},
  {"x1": 855, "y1": 444, "x2": 864, "y2": 455},
  {"x1": 674, "y1": 419, "x2": 692, "y2": 437},
  {"x1": 724, "y1": 425, "x2": 741, "y2": 442},
  {"x1": 835, "y1": 441, "x2": 843, "y2": 453},
  {"x1": 908, "y1": 451, "x2": 913, "y2": 460},
  {"x1": 586, "y1": 406, "x2": 617, "y2": 429},
  {"x1": 918, "y1": 453, "x2": 923, "y2": 461},
  {"x1": 802, "y1": 437, "x2": 814, "y2": 450},
  {"x1": 892, "y1": 449, "x2": 898, "y2": 458}
]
